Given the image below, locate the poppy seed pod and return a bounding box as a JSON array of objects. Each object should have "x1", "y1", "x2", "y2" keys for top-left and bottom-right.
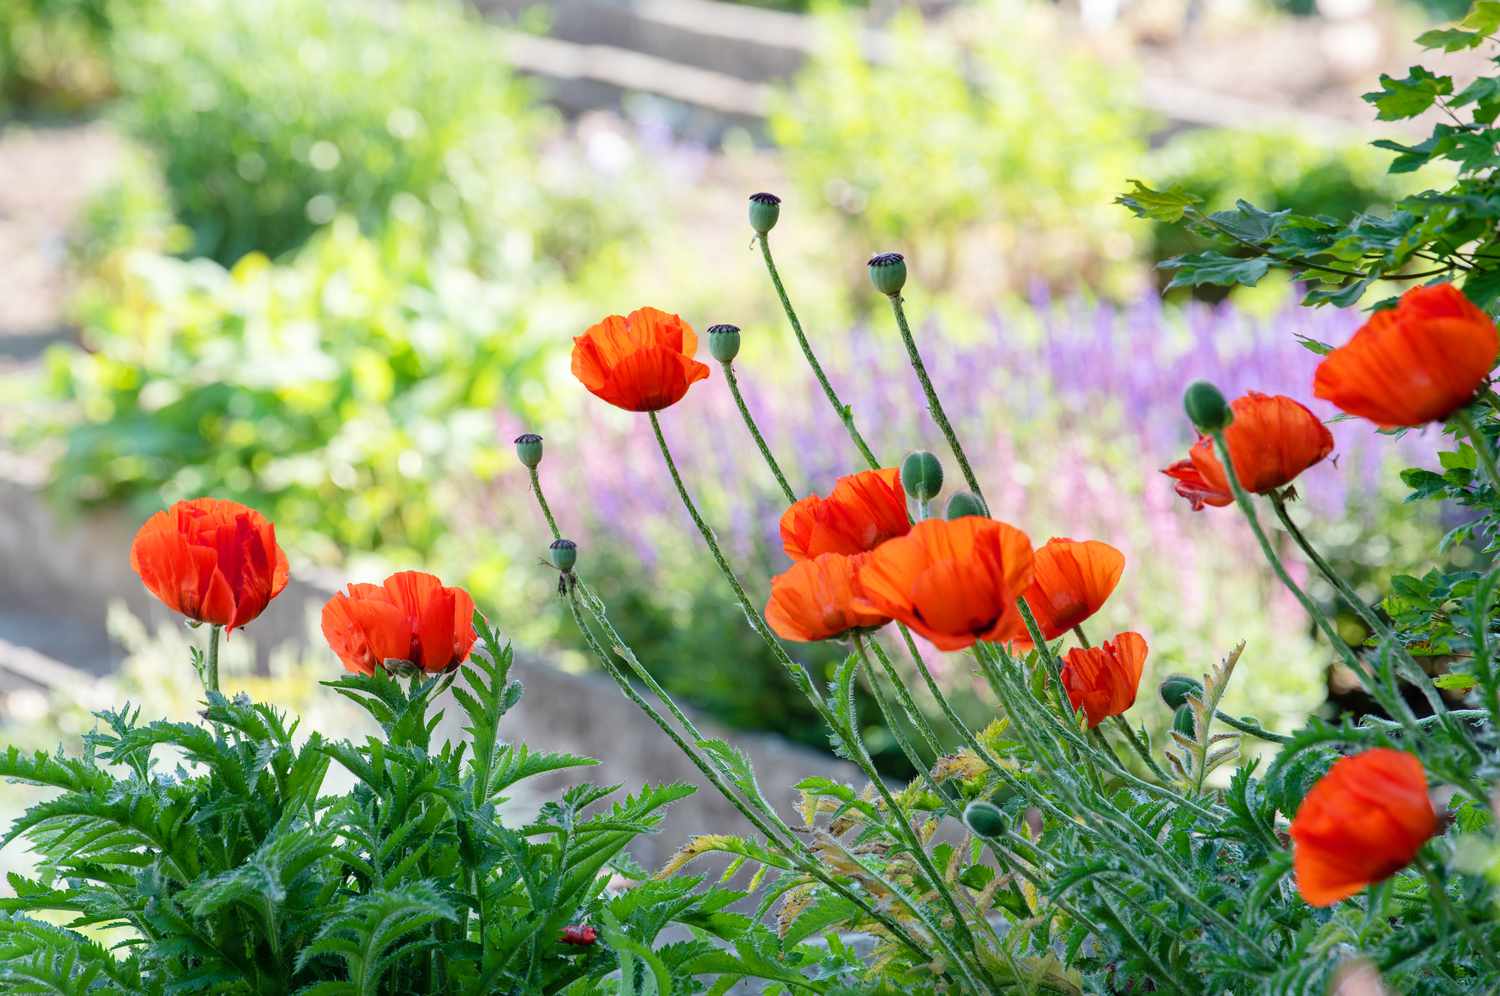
[
  {"x1": 963, "y1": 800, "x2": 1007, "y2": 838},
  {"x1": 707, "y1": 323, "x2": 741, "y2": 364},
  {"x1": 945, "y1": 491, "x2": 987, "y2": 520},
  {"x1": 1159, "y1": 673, "x2": 1204, "y2": 710},
  {"x1": 1183, "y1": 380, "x2": 1233, "y2": 433},
  {"x1": 748, "y1": 192, "x2": 781, "y2": 234},
  {"x1": 867, "y1": 252, "x2": 907, "y2": 296},
  {"x1": 550, "y1": 538, "x2": 578, "y2": 572},
  {"x1": 1172, "y1": 705, "x2": 1197, "y2": 738},
  {"x1": 514, "y1": 433, "x2": 543, "y2": 469},
  {"x1": 900, "y1": 450, "x2": 943, "y2": 502}
]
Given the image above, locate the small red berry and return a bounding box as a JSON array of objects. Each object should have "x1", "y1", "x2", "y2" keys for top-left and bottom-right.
[{"x1": 560, "y1": 924, "x2": 597, "y2": 946}]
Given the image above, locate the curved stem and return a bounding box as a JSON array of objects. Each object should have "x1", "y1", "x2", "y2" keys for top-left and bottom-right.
[
  {"x1": 722, "y1": 361, "x2": 798, "y2": 505},
  {"x1": 756, "y1": 233, "x2": 880, "y2": 470},
  {"x1": 1454, "y1": 408, "x2": 1500, "y2": 495},
  {"x1": 527, "y1": 466, "x2": 561, "y2": 541},
  {"x1": 886, "y1": 294, "x2": 986, "y2": 507},
  {"x1": 864, "y1": 638, "x2": 943, "y2": 758},
  {"x1": 648, "y1": 411, "x2": 826, "y2": 709},
  {"x1": 1210, "y1": 711, "x2": 1291, "y2": 745}
]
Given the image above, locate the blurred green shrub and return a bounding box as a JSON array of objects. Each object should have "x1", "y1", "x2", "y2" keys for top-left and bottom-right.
[
  {"x1": 0, "y1": 0, "x2": 142, "y2": 113},
  {"x1": 768, "y1": 0, "x2": 1147, "y2": 298},
  {"x1": 41, "y1": 215, "x2": 552, "y2": 565},
  {"x1": 111, "y1": 0, "x2": 541, "y2": 264}
]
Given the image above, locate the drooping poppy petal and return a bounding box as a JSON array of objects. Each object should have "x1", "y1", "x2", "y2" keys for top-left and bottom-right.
[
  {"x1": 1288, "y1": 748, "x2": 1436, "y2": 907},
  {"x1": 766, "y1": 552, "x2": 890, "y2": 643},
  {"x1": 571, "y1": 307, "x2": 710, "y2": 412},
  {"x1": 1011, "y1": 538, "x2": 1125, "y2": 648},
  {"x1": 129, "y1": 498, "x2": 290, "y2": 631},
  {"x1": 852, "y1": 517, "x2": 1035, "y2": 652},
  {"x1": 1314, "y1": 283, "x2": 1498, "y2": 429},
  {"x1": 321, "y1": 570, "x2": 478, "y2": 676},
  {"x1": 1059, "y1": 631, "x2": 1147, "y2": 728},
  {"x1": 780, "y1": 468, "x2": 911, "y2": 560},
  {"x1": 1161, "y1": 391, "x2": 1334, "y2": 510}
]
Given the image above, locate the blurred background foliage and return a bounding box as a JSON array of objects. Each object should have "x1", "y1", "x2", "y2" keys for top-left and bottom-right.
[{"x1": 0, "y1": 0, "x2": 1462, "y2": 770}]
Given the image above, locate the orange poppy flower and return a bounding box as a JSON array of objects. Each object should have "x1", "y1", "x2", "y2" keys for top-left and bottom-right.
[
  {"x1": 571, "y1": 306, "x2": 711, "y2": 412},
  {"x1": 1059, "y1": 631, "x2": 1147, "y2": 728},
  {"x1": 322, "y1": 570, "x2": 477, "y2": 676},
  {"x1": 781, "y1": 468, "x2": 910, "y2": 561},
  {"x1": 1313, "y1": 283, "x2": 1498, "y2": 429},
  {"x1": 1289, "y1": 749, "x2": 1436, "y2": 907},
  {"x1": 765, "y1": 552, "x2": 890, "y2": 643},
  {"x1": 852, "y1": 517, "x2": 1035, "y2": 651},
  {"x1": 130, "y1": 498, "x2": 290, "y2": 631},
  {"x1": 1162, "y1": 391, "x2": 1334, "y2": 510},
  {"x1": 1010, "y1": 538, "x2": 1125, "y2": 648}
]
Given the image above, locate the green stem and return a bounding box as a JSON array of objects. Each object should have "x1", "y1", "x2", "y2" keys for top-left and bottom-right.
[
  {"x1": 722, "y1": 361, "x2": 798, "y2": 505},
  {"x1": 1109, "y1": 715, "x2": 1176, "y2": 781},
  {"x1": 1071, "y1": 624, "x2": 1092, "y2": 649},
  {"x1": 648, "y1": 411, "x2": 827, "y2": 709},
  {"x1": 756, "y1": 233, "x2": 880, "y2": 470},
  {"x1": 204, "y1": 625, "x2": 222, "y2": 696},
  {"x1": 1454, "y1": 408, "x2": 1500, "y2": 495},
  {"x1": 1414, "y1": 854, "x2": 1500, "y2": 973},
  {"x1": 528, "y1": 466, "x2": 561, "y2": 541},
  {"x1": 1210, "y1": 711, "x2": 1291, "y2": 745},
  {"x1": 864, "y1": 638, "x2": 943, "y2": 758},
  {"x1": 886, "y1": 294, "x2": 985, "y2": 507}
]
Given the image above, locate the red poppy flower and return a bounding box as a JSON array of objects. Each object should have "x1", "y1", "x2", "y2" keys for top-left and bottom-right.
[
  {"x1": 560, "y1": 924, "x2": 597, "y2": 946},
  {"x1": 1290, "y1": 748, "x2": 1437, "y2": 907},
  {"x1": 1162, "y1": 391, "x2": 1334, "y2": 510},
  {"x1": 321, "y1": 571, "x2": 477, "y2": 676},
  {"x1": 129, "y1": 498, "x2": 290, "y2": 631},
  {"x1": 571, "y1": 307, "x2": 710, "y2": 412},
  {"x1": 766, "y1": 552, "x2": 890, "y2": 643},
  {"x1": 1059, "y1": 631, "x2": 1147, "y2": 727},
  {"x1": 852, "y1": 517, "x2": 1035, "y2": 652},
  {"x1": 780, "y1": 468, "x2": 910, "y2": 561},
  {"x1": 1010, "y1": 538, "x2": 1125, "y2": 648},
  {"x1": 1314, "y1": 282, "x2": 1498, "y2": 429}
]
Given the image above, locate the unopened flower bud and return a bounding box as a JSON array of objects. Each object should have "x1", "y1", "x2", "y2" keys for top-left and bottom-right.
[
  {"x1": 549, "y1": 538, "x2": 577, "y2": 572},
  {"x1": 900, "y1": 450, "x2": 943, "y2": 502},
  {"x1": 963, "y1": 800, "x2": 1007, "y2": 838},
  {"x1": 514, "y1": 433, "x2": 543, "y2": 469},
  {"x1": 945, "y1": 491, "x2": 986, "y2": 520},
  {"x1": 1159, "y1": 673, "x2": 1204, "y2": 710},
  {"x1": 707, "y1": 323, "x2": 741, "y2": 364},
  {"x1": 560, "y1": 923, "x2": 597, "y2": 946},
  {"x1": 867, "y1": 252, "x2": 907, "y2": 296},
  {"x1": 748, "y1": 192, "x2": 781, "y2": 234},
  {"x1": 1172, "y1": 704, "x2": 1197, "y2": 738},
  {"x1": 1183, "y1": 381, "x2": 1233, "y2": 434}
]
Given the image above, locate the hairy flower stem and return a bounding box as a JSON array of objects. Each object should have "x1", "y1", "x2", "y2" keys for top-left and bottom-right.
[
  {"x1": 864, "y1": 639, "x2": 943, "y2": 758},
  {"x1": 204, "y1": 625, "x2": 222, "y2": 696},
  {"x1": 721, "y1": 361, "x2": 798, "y2": 505},
  {"x1": 885, "y1": 294, "x2": 986, "y2": 508},
  {"x1": 1209, "y1": 431, "x2": 1416, "y2": 726},
  {"x1": 1109, "y1": 716, "x2": 1175, "y2": 782},
  {"x1": 756, "y1": 233, "x2": 880, "y2": 469},
  {"x1": 527, "y1": 466, "x2": 560, "y2": 541},
  {"x1": 855, "y1": 639, "x2": 946, "y2": 801},
  {"x1": 648, "y1": 411, "x2": 827, "y2": 710},
  {"x1": 1414, "y1": 853, "x2": 1500, "y2": 973},
  {"x1": 565, "y1": 592, "x2": 932, "y2": 964}
]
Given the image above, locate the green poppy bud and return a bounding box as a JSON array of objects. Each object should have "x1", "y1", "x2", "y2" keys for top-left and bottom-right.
[
  {"x1": 945, "y1": 491, "x2": 987, "y2": 520},
  {"x1": 1183, "y1": 380, "x2": 1233, "y2": 434},
  {"x1": 748, "y1": 192, "x2": 781, "y2": 235},
  {"x1": 514, "y1": 433, "x2": 543, "y2": 469},
  {"x1": 549, "y1": 538, "x2": 577, "y2": 572},
  {"x1": 1172, "y1": 705, "x2": 1197, "y2": 738},
  {"x1": 900, "y1": 450, "x2": 943, "y2": 502},
  {"x1": 1159, "y1": 674, "x2": 1204, "y2": 710},
  {"x1": 707, "y1": 323, "x2": 741, "y2": 365},
  {"x1": 963, "y1": 800, "x2": 1007, "y2": 838},
  {"x1": 867, "y1": 252, "x2": 907, "y2": 297}
]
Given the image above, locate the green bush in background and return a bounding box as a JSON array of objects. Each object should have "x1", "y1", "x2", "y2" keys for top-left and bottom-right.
[
  {"x1": 769, "y1": 0, "x2": 1146, "y2": 298},
  {"x1": 0, "y1": 0, "x2": 141, "y2": 114},
  {"x1": 111, "y1": 0, "x2": 540, "y2": 264}
]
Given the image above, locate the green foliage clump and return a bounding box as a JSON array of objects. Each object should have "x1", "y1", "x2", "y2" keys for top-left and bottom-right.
[
  {"x1": 0, "y1": 621, "x2": 805, "y2": 993},
  {"x1": 38, "y1": 216, "x2": 556, "y2": 564},
  {"x1": 768, "y1": 0, "x2": 1146, "y2": 297},
  {"x1": 111, "y1": 0, "x2": 541, "y2": 264},
  {"x1": 0, "y1": 0, "x2": 142, "y2": 114}
]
